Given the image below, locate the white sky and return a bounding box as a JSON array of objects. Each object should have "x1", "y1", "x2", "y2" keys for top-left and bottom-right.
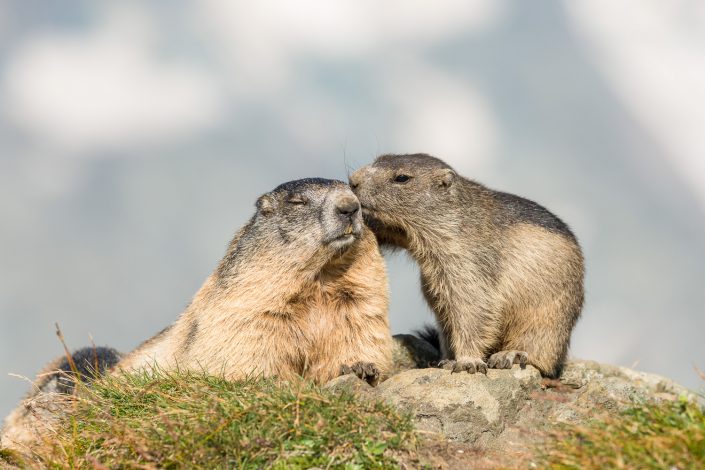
[
  {"x1": 566, "y1": 0, "x2": 705, "y2": 208},
  {"x1": 2, "y1": 1, "x2": 502, "y2": 170},
  {"x1": 3, "y1": 7, "x2": 223, "y2": 155},
  {"x1": 7, "y1": 0, "x2": 703, "y2": 191}
]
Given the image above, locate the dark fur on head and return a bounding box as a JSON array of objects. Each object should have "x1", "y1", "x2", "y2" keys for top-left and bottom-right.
[
  {"x1": 374, "y1": 153, "x2": 452, "y2": 170},
  {"x1": 271, "y1": 177, "x2": 339, "y2": 193}
]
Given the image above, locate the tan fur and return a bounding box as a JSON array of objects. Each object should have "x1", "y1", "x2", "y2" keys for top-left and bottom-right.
[
  {"x1": 350, "y1": 154, "x2": 584, "y2": 377},
  {"x1": 117, "y1": 180, "x2": 393, "y2": 384}
]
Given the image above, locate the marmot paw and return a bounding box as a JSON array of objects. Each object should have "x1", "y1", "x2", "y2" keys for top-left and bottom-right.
[
  {"x1": 487, "y1": 350, "x2": 528, "y2": 370},
  {"x1": 439, "y1": 357, "x2": 488, "y2": 374},
  {"x1": 340, "y1": 361, "x2": 380, "y2": 386}
]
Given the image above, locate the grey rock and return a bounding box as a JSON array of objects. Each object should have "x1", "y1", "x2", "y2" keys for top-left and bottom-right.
[
  {"x1": 323, "y1": 356, "x2": 698, "y2": 452},
  {"x1": 322, "y1": 373, "x2": 373, "y2": 396},
  {"x1": 373, "y1": 366, "x2": 541, "y2": 443},
  {"x1": 560, "y1": 359, "x2": 695, "y2": 403}
]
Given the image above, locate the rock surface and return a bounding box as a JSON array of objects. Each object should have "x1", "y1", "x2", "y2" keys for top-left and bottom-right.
[{"x1": 326, "y1": 335, "x2": 698, "y2": 455}]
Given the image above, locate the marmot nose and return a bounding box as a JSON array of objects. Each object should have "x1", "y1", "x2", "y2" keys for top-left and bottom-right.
[
  {"x1": 336, "y1": 198, "x2": 360, "y2": 218},
  {"x1": 348, "y1": 172, "x2": 361, "y2": 190}
]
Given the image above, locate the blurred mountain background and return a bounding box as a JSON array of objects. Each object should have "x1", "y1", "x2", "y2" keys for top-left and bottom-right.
[{"x1": 1, "y1": 0, "x2": 704, "y2": 418}]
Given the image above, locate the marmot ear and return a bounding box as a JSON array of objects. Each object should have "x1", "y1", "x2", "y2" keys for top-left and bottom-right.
[
  {"x1": 438, "y1": 168, "x2": 456, "y2": 188},
  {"x1": 256, "y1": 195, "x2": 275, "y2": 215}
]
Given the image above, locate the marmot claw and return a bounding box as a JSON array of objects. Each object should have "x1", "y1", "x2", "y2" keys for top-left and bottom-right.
[
  {"x1": 340, "y1": 361, "x2": 380, "y2": 385},
  {"x1": 439, "y1": 357, "x2": 488, "y2": 374},
  {"x1": 487, "y1": 350, "x2": 528, "y2": 370}
]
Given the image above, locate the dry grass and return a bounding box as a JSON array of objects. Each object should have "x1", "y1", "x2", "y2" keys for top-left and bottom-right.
[{"x1": 3, "y1": 368, "x2": 422, "y2": 469}]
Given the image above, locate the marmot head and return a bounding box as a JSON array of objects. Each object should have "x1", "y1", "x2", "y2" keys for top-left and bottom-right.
[
  {"x1": 255, "y1": 178, "x2": 363, "y2": 253},
  {"x1": 349, "y1": 154, "x2": 457, "y2": 245}
]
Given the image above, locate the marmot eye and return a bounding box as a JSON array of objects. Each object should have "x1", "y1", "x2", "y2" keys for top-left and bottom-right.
[
  {"x1": 393, "y1": 174, "x2": 411, "y2": 184},
  {"x1": 287, "y1": 196, "x2": 307, "y2": 205}
]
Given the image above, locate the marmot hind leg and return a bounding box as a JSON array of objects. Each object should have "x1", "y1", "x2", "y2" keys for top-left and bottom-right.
[{"x1": 501, "y1": 307, "x2": 575, "y2": 378}]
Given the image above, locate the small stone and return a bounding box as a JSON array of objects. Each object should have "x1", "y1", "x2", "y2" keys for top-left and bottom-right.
[
  {"x1": 372, "y1": 365, "x2": 542, "y2": 443},
  {"x1": 323, "y1": 373, "x2": 373, "y2": 395}
]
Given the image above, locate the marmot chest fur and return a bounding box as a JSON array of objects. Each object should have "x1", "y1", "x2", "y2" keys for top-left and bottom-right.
[
  {"x1": 117, "y1": 178, "x2": 393, "y2": 384},
  {"x1": 350, "y1": 154, "x2": 584, "y2": 378}
]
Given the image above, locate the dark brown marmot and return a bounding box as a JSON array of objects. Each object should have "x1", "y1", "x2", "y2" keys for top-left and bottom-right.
[{"x1": 350, "y1": 154, "x2": 584, "y2": 378}]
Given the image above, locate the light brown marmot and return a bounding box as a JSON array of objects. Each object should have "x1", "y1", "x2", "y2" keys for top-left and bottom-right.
[
  {"x1": 117, "y1": 178, "x2": 393, "y2": 385},
  {"x1": 1, "y1": 178, "x2": 392, "y2": 453},
  {"x1": 350, "y1": 154, "x2": 584, "y2": 378}
]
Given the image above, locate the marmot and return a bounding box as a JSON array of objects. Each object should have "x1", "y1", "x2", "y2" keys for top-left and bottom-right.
[
  {"x1": 349, "y1": 154, "x2": 584, "y2": 378},
  {"x1": 2, "y1": 178, "x2": 392, "y2": 452},
  {"x1": 117, "y1": 178, "x2": 393, "y2": 385}
]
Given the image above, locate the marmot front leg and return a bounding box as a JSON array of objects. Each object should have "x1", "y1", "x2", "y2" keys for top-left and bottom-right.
[
  {"x1": 340, "y1": 362, "x2": 380, "y2": 386},
  {"x1": 437, "y1": 303, "x2": 501, "y2": 375},
  {"x1": 487, "y1": 350, "x2": 528, "y2": 370}
]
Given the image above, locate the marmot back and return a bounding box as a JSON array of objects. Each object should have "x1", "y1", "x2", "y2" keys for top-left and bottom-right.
[
  {"x1": 117, "y1": 178, "x2": 393, "y2": 384},
  {"x1": 350, "y1": 154, "x2": 584, "y2": 378}
]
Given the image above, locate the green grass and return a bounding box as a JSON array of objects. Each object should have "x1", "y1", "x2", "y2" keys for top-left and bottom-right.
[
  {"x1": 19, "y1": 369, "x2": 420, "y2": 469},
  {"x1": 5, "y1": 368, "x2": 704, "y2": 469},
  {"x1": 540, "y1": 396, "x2": 705, "y2": 469}
]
